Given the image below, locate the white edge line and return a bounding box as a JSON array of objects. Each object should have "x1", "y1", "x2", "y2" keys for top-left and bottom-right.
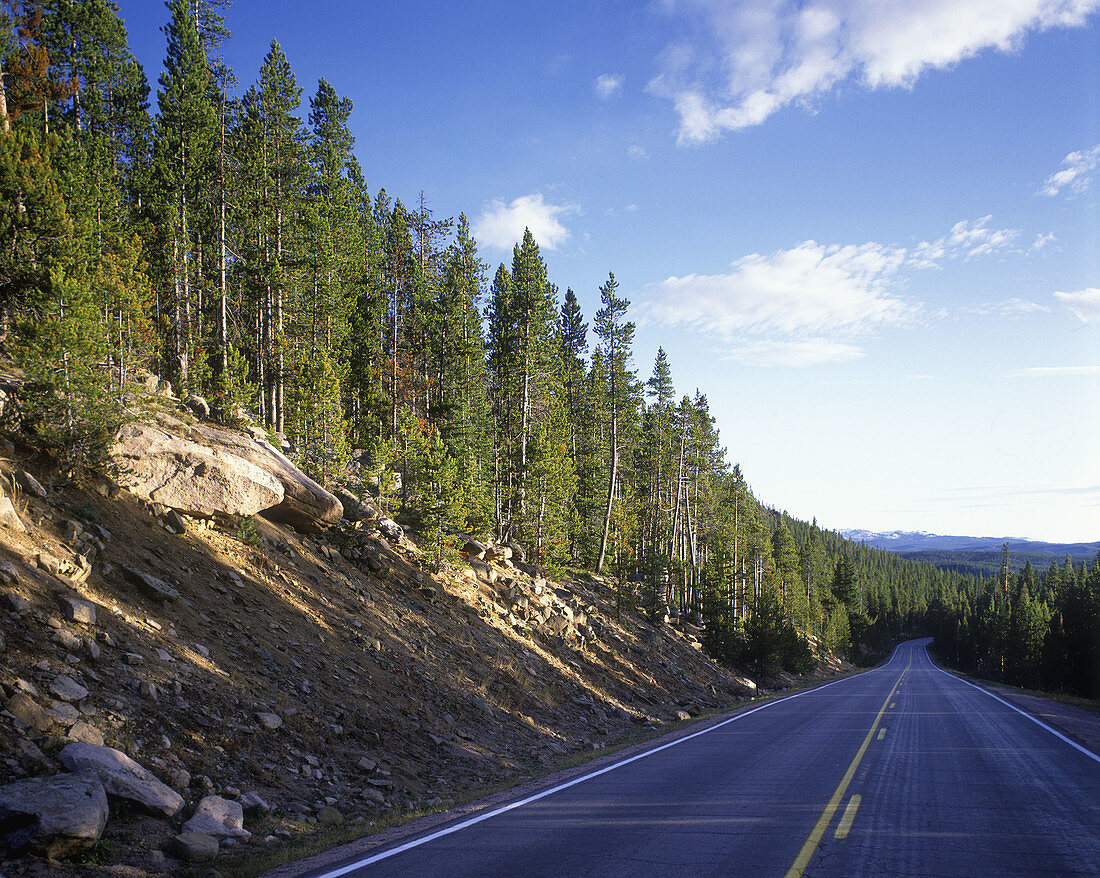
[
  {"x1": 925, "y1": 646, "x2": 1100, "y2": 765},
  {"x1": 310, "y1": 656, "x2": 904, "y2": 878}
]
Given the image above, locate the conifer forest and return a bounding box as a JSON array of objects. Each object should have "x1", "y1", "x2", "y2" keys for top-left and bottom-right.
[{"x1": 0, "y1": 1, "x2": 1095, "y2": 697}]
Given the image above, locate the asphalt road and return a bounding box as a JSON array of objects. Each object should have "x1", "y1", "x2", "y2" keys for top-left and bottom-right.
[{"x1": 296, "y1": 640, "x2": 1100, "y2": 878}]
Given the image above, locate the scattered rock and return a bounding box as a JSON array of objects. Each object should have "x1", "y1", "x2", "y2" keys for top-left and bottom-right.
[
  {"x1": 6, "y1": 693, "x2": 52, "y2": 732},
  {"x1": 59, "y1": 742, "x2": 184, "y2": 817},
  {"x1": 316, "y1": 805, "x2": 343, "y2": 826},
  {"x1": 162, "y1": 508, "x2": 188, "y2": 534},
  {"x1": 49, "y1": 701, "x2": 82, "y2": 726},
  {"x1": 67, "y1": 721, "x2": 105, "y2": 747},
  {"x1": 58, "y1": 595, "x2": 97, "y2": 626},
  {"x1": 0, "y1": 496, "x2": 25, "y2": 532},
  {"x1": 167, "y1": 831, "x2": 219, "y2": 863},
  {"x1": 0, "y1": 770, "x2": 108, "y2": 859},
  {"x1": 239, "y1": 792, "x2": 270, "y2": 816},
  {"x1": 378, "y1": 518, "x2": 403, "y2": 542},
  {"x1": 49, "y1": 675, "x2": 90, "y2": 703},
  {"x1": 0, "y1": 590, "x2": 29, "y2": 613},
  {"x1": 360, "y1": 788, "x2": 387, "y2": 806},
  {"x1": 183, "y1": 796, "x2": 251, "y2": 841},
  {"x1": 36, "y1": 552, "x2": 62, "y2": 575},
  {"x1": 14, "y1": 469, "x2": 47, "y2": 499},
  {"x1": 185, "y1": 394, "x2": 211, "y2": 420},
  {"x1": 256, "y1": 711, "x2": 283, "y2": 730},
  {"x1": 123, "y1": 566, "x2": 180, "y2": 603}
]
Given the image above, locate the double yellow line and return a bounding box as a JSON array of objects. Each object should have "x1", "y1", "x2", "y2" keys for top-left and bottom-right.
[{"x1": 784, "y1": 658, "x2": 909, "y2": 877}]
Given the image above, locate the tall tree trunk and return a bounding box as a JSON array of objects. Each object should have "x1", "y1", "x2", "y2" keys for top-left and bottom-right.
[{"x1": 595, "y1": 411, "x2": 618, "y2": 574}]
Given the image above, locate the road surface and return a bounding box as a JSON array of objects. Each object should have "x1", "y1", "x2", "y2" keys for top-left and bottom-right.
[{"x1": 289, "y1": 639, "x2": 1100, "y2": 877}]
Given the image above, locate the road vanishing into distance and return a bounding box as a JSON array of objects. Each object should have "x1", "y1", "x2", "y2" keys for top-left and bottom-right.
[{"x1": 293, "y1": 640, "x2": 1100, "y2": 878}]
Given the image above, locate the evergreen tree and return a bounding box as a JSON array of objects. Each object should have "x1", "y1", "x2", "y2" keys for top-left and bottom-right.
[
  {"x1": 151, "y1": 0, "x2": 217, "y2": 391},
  {"x1": 593, "y1": 271, "x2": 636, "y2": 574}
]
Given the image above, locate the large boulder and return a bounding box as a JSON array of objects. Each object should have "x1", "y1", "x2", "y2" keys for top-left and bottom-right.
[
  {"x1": 185, "y1": 422, "x2": 342, "y2": 533},
  {"x1": 110, "y1": 422, "x2": 284, "y2": 519},
  {"x1": 0, "y1": 770, "x2": 109, "y2": 859},
  {"x1": 110, "y1": 418, "x2": 343, "y2": 533},
  {"x1": 59, "y1": 742, "x2": 183, "y2": 817}
]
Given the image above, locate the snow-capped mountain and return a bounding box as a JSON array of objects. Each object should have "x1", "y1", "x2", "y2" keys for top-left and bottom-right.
[{"x1": 840, "y1": 530, "x2": 1098, "y2": 555}]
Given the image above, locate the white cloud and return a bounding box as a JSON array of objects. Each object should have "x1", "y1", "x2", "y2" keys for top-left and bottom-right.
[
  {"x1": 651, "y1": 1, "x2": 1100, "y2": 143},
  {"x1": 595, "y1": 73, "x2": 625, "y2": 99},
  {"x1": 1004, "y1": 365, "x2": 1100, "y2": 377},
  {"x1": 964, "y1": 297, "x2": 1049, "y2": 318},
  {"x1": 911, "y1": 216, "x2": 1020, "y2": 265},
  {"x1": 639, "y1": 216, "x2": 1040, "y2": 367},
  {"x1": 1039, "y1": 145, "x2": 1100, "y2": 196},
  {"x1": 628, "y1": 144, "x2": 648, "y2": 159},
  {"x1": 640, "y1": 240, "x2": 914, "y2": 337},
  {"x1": 1054, "y1": 288, "x2": 1100, "y2": 322},
  {"x1": 471, "y1": 194, "x2": 576, "y2": 251},
  {"x1": 724, "y1": 338, "x2": 865, "y2": 366}
]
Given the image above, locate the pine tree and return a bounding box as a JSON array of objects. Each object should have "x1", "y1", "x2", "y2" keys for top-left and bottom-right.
[
  {"x1": 152, "y1": 0, "x2": 217, "y2": 392},
  {"x1": 593, "y1": 271, "x2": 636, "y2": 574},
  {"x1": 435, "y1": 213, "x2": 492, "y2": 529},
  {"x1": 485, "y1": 229, "x2": 573, "y2": 559},
  {"x1": 233, "y1": 39, "x2": 307, "y2": 429}
]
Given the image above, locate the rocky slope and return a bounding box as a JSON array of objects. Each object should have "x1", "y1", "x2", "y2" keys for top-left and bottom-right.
[{"x1": 0, "y1": 412, "x2": 843, "y2": 877}]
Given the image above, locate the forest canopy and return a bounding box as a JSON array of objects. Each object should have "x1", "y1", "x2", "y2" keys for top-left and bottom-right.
[{"x1": 0, "y1": 0, "x2": 1095, "y2": 694}]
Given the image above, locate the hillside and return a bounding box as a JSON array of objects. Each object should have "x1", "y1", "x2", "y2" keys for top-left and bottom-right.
[
  {"x1": 0, "y1": 435, "x2": 842, "y2": 876},
  {"x1": 843, "y1": 529, "x2": 1100, "y2": 576}
]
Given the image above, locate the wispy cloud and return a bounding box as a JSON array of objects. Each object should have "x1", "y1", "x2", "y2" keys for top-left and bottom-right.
[
  {"x1": 594, "y1": 73, "x2": 624, "y2": 99},
  {"x1": 1039, "y1": 144, "x2": 1100, "y2": 196},
  {"x1": 641, "y1": 240, "x2": 915, "y2": 339},
  {"x1": 639, "y1": 216, "x2": 1043, "y2": 367},
  {"x1": 628, "y1": 144, "x2": 648, "y2": 160},
  {"x1": 911, "y1": 216, "x2": 1020, "y2": 265},
  {"x1": 1054, "y1": 288, "x2": 1100, "y2": 322},
  {"x1": 650, "y1": 1, "x2": 1100, "y2": 144},
  {"x1": 472, "y1": 194, "x2": 576, "y2": 251},
  {"x1": 964, "y1": 297, "x2": 1049, "y2": 318},
  {"x1": 1004, "y1": 365, "x2": 1100, "y2": 377}
]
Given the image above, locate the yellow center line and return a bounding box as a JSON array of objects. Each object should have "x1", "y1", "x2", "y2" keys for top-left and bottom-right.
[
  {"x1": 784, "y1": 658, "x2": 909, "y2": 878},
  {"x1": 834, "y1": 794, "x2": 862, "y2": 839}
]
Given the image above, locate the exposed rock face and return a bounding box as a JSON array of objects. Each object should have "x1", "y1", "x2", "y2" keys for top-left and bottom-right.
[
  {"x1": 0, "y1": 770, "x2": 109, "y2": 859},
  {"x1": 110, "y1": 422, "x2": 284, "y2": 519},
  {"x1": 59, "y1": 742, "x2": 184, "y2": 817},
  {"x1": 109, "y1": 419, "x2": 342, "y2": 533}
]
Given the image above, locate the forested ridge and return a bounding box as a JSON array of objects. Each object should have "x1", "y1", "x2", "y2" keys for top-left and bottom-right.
[{"x1": 0, "y1": 0, "x2": 1095, "y2": 692}]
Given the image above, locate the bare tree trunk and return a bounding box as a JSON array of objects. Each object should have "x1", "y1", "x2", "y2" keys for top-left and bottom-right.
[
  {"x1": 595, "y1": 411, "x2": 618, "y2": 574},
  {"x1": 0, "y1": 61, "x2": 10, "y2": 133}
]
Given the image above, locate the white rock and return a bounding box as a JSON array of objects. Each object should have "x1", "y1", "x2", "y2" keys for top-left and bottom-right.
[
  {"x1": 60, "y1": 742, "x2": 184, "y2": 817},
  {"x1": 183, "y1": 796, "x2": 251, "y2": 840}
]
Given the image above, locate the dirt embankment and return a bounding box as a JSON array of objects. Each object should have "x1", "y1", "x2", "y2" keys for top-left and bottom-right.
[{"x1": 0, "y1": 446, "x2": 817, "y2": 877}]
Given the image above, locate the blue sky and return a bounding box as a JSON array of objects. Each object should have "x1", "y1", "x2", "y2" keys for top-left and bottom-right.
[{"x1": 114, "y1": 1, "x2": 1100, "y2": 543}]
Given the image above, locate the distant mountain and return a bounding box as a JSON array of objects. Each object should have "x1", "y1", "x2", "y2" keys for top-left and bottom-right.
[
  {"x1": 842, "y1": 529, "x2": 1100, "y2": 576},
  {"x1": 842, "y1": 529, "x2": 1099, "y2": 555}
]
